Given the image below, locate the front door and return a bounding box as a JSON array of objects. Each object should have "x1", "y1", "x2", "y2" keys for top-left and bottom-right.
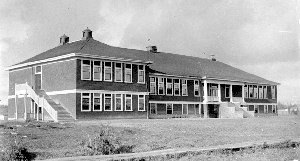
[{"x1": 35, "y1": 66, "x2": 42, "y2": 89}]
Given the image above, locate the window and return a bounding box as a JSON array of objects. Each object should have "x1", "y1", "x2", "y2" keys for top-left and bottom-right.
[
  {"x1": 182, "y1": 104, "x2": 188, "y2": 115},
  {"x1": 182, "y1": 79, "x2": 187, "y2": 96},
  {"x1": 254, "y1": 105, "x2": 258, "y2": 113},
  {"x1": 104, "y1": 94, "x2": 112, "y2": 111},
  {"x1": 263, "y1": 86, "x2": 267, "y2": 99},
  {"x1": 93, "y1": 93, "x2": 102, "y2": 111},
  {"x1": 158, "y1": 78, "x2": 164, "y2": 95},
  {"x1": 115, "y1": 63, "x2": 122, "y2": 82},
  {"x1": 35, "y1": 66, "x2": 42, "y2": 89},
  {"x1": 259, "y1": 86, "x2": 263, "y2": 99},
  {"x1": 81, "y1": 60, "x2": 91, "y2": 80},
  {"x1": 150, "y1": 103, "x2": 156, "y2": 115},
  {"x1": 115, "y1": 94, "x2": 123, "y2": 111},
  {"x1": 125, "y1": 94, "x2": 132, "y2": 111},
  {"x1": 272, "y1": 105, "x2": 277, "y2": 113},
  {"x1": 253, "y1": 85, "x2": 258, "y2": 99},
  {"x1": 104, "y1": 62, "x2": 112, "y2": 81},
  {"x1": 81, "y1": 93, "x2": 91, "y2": 111},
  {"x1": 271, "y1": 86, "x2": 275, "y2": 99},
  {"x1": 208, "y1": 84, "x2": 218, "y2": 96},
  {"x1": 138, "y1": 65, "x2": 145, "y2": 83},
  {"x1": 264, "y1": 105, "x2": 268, "y2": 113},
  {"x1": 35, "y1": 66, "x2": 42, "y2": 74},
  {"x1": 249, "y1": 85, "x2": 253, "y2": 98},
  {"x1": 244, "y1": 85, "x2": 248, "y2": 98},
  {"x1": 225, "y1": 85, "x2": 230, "y2": 98},
  {"x1": 125, "y1": 64, "x2": 132, "y2": 83},
  {"x1": 138, "y1": 95, "x2": 145, "y2": 111},
  {"x1": 194, "y1": 80, "x2": 200, "y2": 96},
  {"x1": 166, "y1": 78, "x2": 173, "y2": 95},
  {"x1": 166, "y1": 104, "x2": 173, "y2": 114},
  {"x1": 174, "y1": 79, "x2": 180, "y2": 96},
  {"x1": 150, "y1": 77, "x2": 156, "y2": 95},
  {"x1": 93, "y1": 61, "x2": 102, "y2": 81}
]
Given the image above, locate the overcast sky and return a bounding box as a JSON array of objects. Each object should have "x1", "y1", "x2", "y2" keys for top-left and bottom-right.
[{"x1": 0, "y1": 0, "x2": 299, "y2": 105}]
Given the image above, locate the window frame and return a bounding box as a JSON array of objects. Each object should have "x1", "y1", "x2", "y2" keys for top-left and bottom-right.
[
  {"x1": 253, "y1": 85, "x2": 258, "y2": 99},
  {"x1": 225, "y1": 85, "x2": 230, "y2": 98},
  {"x1": 93, "y1": 61, "x2": 102, "y2": 81},
  {"x1": 263, "y1": 86, "x2": 267, "y2": 99},
  {"x1": 81, "y1": 60, "x2": 91, "y2": 80},
  {"x1": 125, "y1": 63, "x2": 132, "y2": 83},
  {"x1": 182, "y1": 79, "x2": 188, "y2": 96},
  {"x1": 249, "y1": 85, "x2": 253, "y2": 98},
  {"x1": 194, "y1": 80, "x2": 200, "y2": 97},
  {"x1": 182, "y1": 104, "x2": 188, "y2": 115},
  {"x1": 114, "y1": 62, "x2": 123, "y2": 82},
  {"x1": 166, "y1": 103, "x2": 173, "y2": 115},
  {"x1": 114, "y1": 94, "x2": 123, "y2": 111},
  {"x1": 150, "y1": 77, "x2": 156, "y2": 95},
  {"x1": 81, "y1": 93, "x2": 91, "y2": 111},
  {"x1": 271, "y1": 86, "x2": 276, "y2": 99},
  {"x1": 150, "y1": 103, "x2": 157, "y2": 115},
  {"x1": 93, "y1": 93, "x2": 102, "y2": 111},
  {"x1": 138, "y1": 65, "x2": 145, "y2": 84},
  {"x1": 158, "y1": 77, "x2": 165, "y2": 95},
  {"x1": 173, "y1": 79, "x2": 180, "y2": 96},
  {"x1": 104, "y1": 94, "x2": 113, "y2": 111},
  {"x1": 244, "y1": 85, "x2": 248, "y2": 98},
  {"x1": 125, "y1": 94, "x2": 132, "y2": 111},
  {"x1": 35, "y1": 65, "x2": 42, "y2": 89},
  {"x1": 138, "y1": 95, "x2": 145, "y2": 111},
  {"x1": 104, "y1": 61, "x2": 112, "y2": 82},
  {"x1": 166, "y1": 78, "x2": 173, "y2": 96},
  {"x1": 259, "y1": 86, "x2": 263, "y2": 99}
]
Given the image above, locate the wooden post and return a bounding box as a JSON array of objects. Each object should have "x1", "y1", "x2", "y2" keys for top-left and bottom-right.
[
  {"x1": 230, "y1": 84, "x2": 233, "y2": 102},
  {"x1": 15, "y1": 95, "x2": 18, "y2": 120},
  {"x1": 24, "y1": 94, "x2": 27, "y2": 120},
  {"x1": 218, "y1": 84, "x2": 221, "y2": 102},
  {"x1": 42, "y1": 95, "x2": 44, "y2": 121},
  {"x1": 203, "y1": 104, "x2": 208, "y2": 118},
  {"x1": 203, "y1": 80, "x2": 208, "y2": 102}
]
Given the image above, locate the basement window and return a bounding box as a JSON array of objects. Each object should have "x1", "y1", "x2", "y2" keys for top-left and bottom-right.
[
  {"x1": 150, "y1": 103, "x2": 157, "y2": 115},
  {"x1": 166, "y1": 104, "x2": 173, "y2": 115},
  {"x1": 93, "y1": 93, "x2": 102, "y2": 111},
  {"x1": 138, "y1": 95, "x2": 145, "y2": 111},
  {"x1": 81, "y1": 60, "x2": 91, "y2": 80},
  {"x1": 81, "y1": 93, "x2": 91, "y2": 111},
  {"x1": 182, "y1": 104, "x2": 188, "y2": 115}
]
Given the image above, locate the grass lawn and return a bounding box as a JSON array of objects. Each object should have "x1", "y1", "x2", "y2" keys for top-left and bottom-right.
[{"x1": 0, "y1": 116, "x2": 300, "y2": 160}]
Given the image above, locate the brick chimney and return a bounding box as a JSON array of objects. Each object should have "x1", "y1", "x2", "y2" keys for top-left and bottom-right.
[
  {"x1": 146, "y1": 46, "x2": 157, "y2": 53},
  {"x1": 82, "y1": 27, "x2": 93, "y2": 40},
  {"x1": 59, "y1": 34, "x2": 69, "y2": 45}
]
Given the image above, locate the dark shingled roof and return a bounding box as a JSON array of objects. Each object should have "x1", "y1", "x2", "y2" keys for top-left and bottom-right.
[{"x1": 14, "y1": 39, "x2": 279, "y2": 85}]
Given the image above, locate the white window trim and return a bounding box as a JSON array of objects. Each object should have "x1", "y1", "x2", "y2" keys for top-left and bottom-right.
[
  {"x1": 182, "y1": 104, "x2": 188, "y2": 115},
  {"x1": 93, "y1": 93, "x2": 102, "y2": 111},
  {"x1": 81, "y1": 60, "x2": 91, "y2": 80},
  {"x1": 35, "y1": 65, "x2": 42, "y2": 89},
  {"x1": 138, "y1": 95, "x2": 145, "y2": 111},
  {"x1": 174, "y1": 79, "x2": 180, "y2": 96},
  {"x1": 244, "y1": 85, "x2": 248, "y2": 98},
  {"x1": 225, "y1": 85, "x2": 230, "y2": 98},
  {"x1": 104, "y1": 61, "x2": 112, "y2": 82},
  {"x1": 150, "y1": 103, "x2": 157, "y2": 115},
  {"x1": 150, "y1": 77, "x2": 156, "y2": 95},
  {"x1": 166, "y1": 78, "x2": 173, "y2": 96},
  {"x1": 158, "y1": 77, "x2": 165, "y2": 95},
  {"x1": 194, "y1": 80, "x2": 200, "y2": 97},
  {"x1": 125, "y1": 63, "x2": 132, "y2": 83},
  {"x1": 259, "y1": 86, "x2": 263, "y2": 99},
  {"x1": 104, "y1": 94, "x2": 113, "y2": 111},
  {"x1": 81, "y1": 93, "x2": 91, "y2": 111},
  {"x1": 125, "y1": 94, "x2": 132, "y2": 111},
  {"x1": 114, "y1": 62, "x2": 123, "y2": 82},
  {"x1": 271, "y1": 86, "x2": 276, "y2": 99},
  {"x1": 249, "y1": 85, "x2": 253, "y2": 99},
  {"x1": 253, "y1": 85, "x2": 258, "y2": 99},
  {"x1": 93, "y1": 61, "x2": 102, "y2": 81},
  {"x1": 166, "y1": 103, "x2": 173, "y2": 115},
  {"x1": 114, "y1": 94, "x2": 123, "y2": 111},
  {"x1": 182, "y1": 79, "x2": 188, "y2": 96},
  {"x1": 138, "y1": 65, "x2": 145, "y2": 84}
]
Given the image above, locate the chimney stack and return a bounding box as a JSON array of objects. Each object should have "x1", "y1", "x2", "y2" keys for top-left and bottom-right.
[
  {"x1": 82, "y1": 27, "x2": 93, "y2": 40},
  {"x1": 146, "y1": 46, "x2": 157, "y2": 53},
  {"x1": 59, "y1": 34, "x2": 69, "y2": 45},
  {"x1": 209, "y1": 54, "x2": 216, "y2": 61}
]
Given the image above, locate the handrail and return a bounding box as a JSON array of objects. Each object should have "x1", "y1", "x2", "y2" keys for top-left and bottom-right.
[{"x1": 15, "y1": 83, "x2": 58, "y2": 122}]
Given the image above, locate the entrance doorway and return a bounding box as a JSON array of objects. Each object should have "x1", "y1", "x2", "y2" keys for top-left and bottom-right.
[{"x1": 208, "y1": 104, "x2": 219, "y2": 118}]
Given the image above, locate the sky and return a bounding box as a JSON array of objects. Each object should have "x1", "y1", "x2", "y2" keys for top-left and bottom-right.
[{"x1": 0, "y1": 0, "x2": 299, "y2": 105}]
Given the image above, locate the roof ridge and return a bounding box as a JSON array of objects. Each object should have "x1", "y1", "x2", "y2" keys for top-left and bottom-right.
[{"x1": 75, "y1": 38, "x2": 91, "y2": 54}]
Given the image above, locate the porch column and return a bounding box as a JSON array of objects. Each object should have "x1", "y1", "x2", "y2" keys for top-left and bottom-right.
[
  {"x1": 230, "y1": 84, "x2": 233, "y2": 102},
  {"x1": 37, "y1": 106, "x2": 39, "y2": 121},
  {"x1": 218, "y1": 84, "x2": 221, "y2": 102},
  {"x1": 15, "y1": 95, "x2": 18, "y2": 120},
  {"x1": 203, "y1": 104, "x2": 208, "y2": 118},
  {"x1": 242, "y1": 85, "x2": 245, "y2": 103},
  {"x1": 24, "y1": 93, "x2": 27, "y2": 120},
  {"x1": 203, "y1": 80, "x2": 208, "y2": 102},
  {"x1": 42, "y1": 95, "x2": 44, "y2": 121}
]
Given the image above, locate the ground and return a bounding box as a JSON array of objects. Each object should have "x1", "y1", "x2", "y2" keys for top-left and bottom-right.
[{"x1": 0, "y1": 116, "x2": 300, "y2": 160}]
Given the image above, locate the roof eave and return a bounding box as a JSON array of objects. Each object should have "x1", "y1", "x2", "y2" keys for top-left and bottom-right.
[{"x1": 202, "y1": 77, "x2": 280, "y2": 85}]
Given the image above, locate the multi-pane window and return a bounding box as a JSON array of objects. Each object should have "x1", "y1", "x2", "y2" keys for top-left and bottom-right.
[
  {"x1": 166, "y1": 104, "x2": 173, "y2": 114},
  {"x1": 93, "y1": 93, "x2": 102, "y2": 111},
  {"x1": 158, "y1": 78, "x2": 164, "y2": 95},
  {"x1": 115, "y1": 94, "x2": 122, "y2": 111},
  {"x1": 125, "y1": 64, "x2": 132, "y2": 83},
  {"x1": 115, "y1": 63, "x2": 122, "y2": 82},
  {"x1": 225, "y1": 85, "x2": 230, "y2": 98},
  {"x1": 271, "y1": 86, "x2": 275, "y2": 99},
  {"x1": 194, "y1": 80, "x2": 200, "y2": 96},
  {"x1": 166, "y1": 78, "x2": 173, "y2": 95},
  {"x1": 81, "y1": 60, "x2": 91, "y2": 80},
  {"x1": 81, "y1": 93, "x2": 91, "y2": 111},
  {"x1": 35, "y1": 66, "x2": 42, "y2": 89},
  {"x1": 244, "y1": 85, "x2": 248, "y2": 98},
  {"x1": 150, "y1": 77, "x2": 156, "y2": 95},
  {"x1": 263, "y1": 86, "x2": 267, "y2": 99},
  {"x1": 259, "y1": 86, "x2": 263, "y2": 99},
  {"x1": 249, "y1": 85, "x2": 253, "y2": 98},
  {"x1": 138, "y1": 95, "x2": 145, "y2": 111},
  {"x1": 104, "y1": 94, "x2": 112, "y2": 111},
  {"x1": 182, "y1": 79, "x2": 187, "y2": 96},
  {"x1": 150, "y1": 103, "x2": 156, "y2": 115},
  {"x1": 104, "y1": 62, "x2": 112, "y2": 81},
  {"x1": 125, "y1": 94, "x2": 132, "y2": 111},
  {"x1": 138, "y1": 65, "x2": 145, "y2": 83},
  {"x1": 208, "y1": 84, "x2": 218, "y2": 96},
  {"x1": 93, "y1": 61, "x2": 102, "y2": 81},
  {"x1": 174, "y1": 79, "x2": 180, "y2": 96},
  {"x1": 182, "y1": 104, "x2": 188, "y2": 115},
  {"x1": 253, "y1": 85, "x2": 258, "y2": 99}
]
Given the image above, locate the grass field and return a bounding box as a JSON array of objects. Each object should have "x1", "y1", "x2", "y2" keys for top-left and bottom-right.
[{"x1": 0, "y1": 116, "x2": 300, "y2": 160}]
